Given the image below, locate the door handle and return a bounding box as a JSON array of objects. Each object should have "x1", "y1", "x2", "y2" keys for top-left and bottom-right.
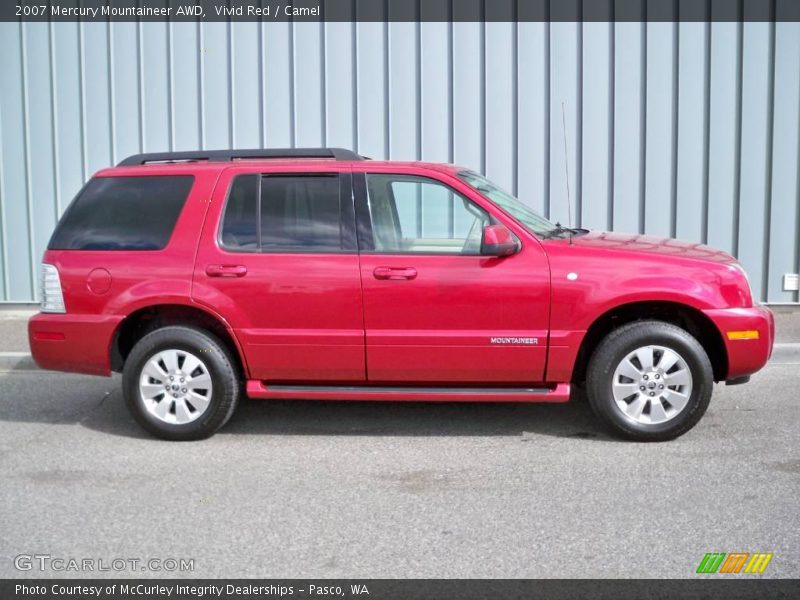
[
  {"x1": 206, "y1": 264, "x2": 248, "y2": 278},
  {"x1": 373, "y1": 266, "x2": 417, "y2": 280}
]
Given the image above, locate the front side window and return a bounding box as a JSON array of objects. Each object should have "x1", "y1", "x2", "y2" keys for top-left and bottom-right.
[
  {"x1": 366, "y1": 174, "x2": 490, "y2": 254},
  {"x1": 221, "y1": 174, "x2": 344, "y2": 252},
  {"x1": 48, "y1": 175, "x2": 194, "y2": 250}
]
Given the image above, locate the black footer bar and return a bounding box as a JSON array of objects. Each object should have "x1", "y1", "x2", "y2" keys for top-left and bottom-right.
[{"x1": 3, "y1": 579, "x2": 799, "y2": 600}]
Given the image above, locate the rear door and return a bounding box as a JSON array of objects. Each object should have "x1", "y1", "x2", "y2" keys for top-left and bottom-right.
[
  {"x1": 192, "y1": 166, "x2": 365, "y2": 382},
  {"x1": 354, "y1": 169, "x2": 550, "y2": 384}
]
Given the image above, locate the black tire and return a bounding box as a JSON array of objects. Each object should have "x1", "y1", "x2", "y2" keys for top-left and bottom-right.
[
  {"x1": 122, "y1": 326, "x2": 241, "y2": 440},
  {"x1": 585, "y1": 320, "x2": 713, "y2": 441}
]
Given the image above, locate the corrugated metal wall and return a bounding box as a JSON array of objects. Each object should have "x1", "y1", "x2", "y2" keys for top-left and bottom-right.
[{"x1": 1, "y1": 16, "x2": 799, "y2": 303}]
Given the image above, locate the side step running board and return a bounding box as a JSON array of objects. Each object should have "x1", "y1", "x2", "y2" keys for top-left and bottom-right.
[{"x1": 246, "y1": 382, "x2": 571, "y2": 403}]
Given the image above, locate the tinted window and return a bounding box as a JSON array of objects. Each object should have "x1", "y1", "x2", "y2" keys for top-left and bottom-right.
[
  {"x1": 220, "y1": 175, "x2": 258, "y2": 250},
  {"x1": 260, "y1": 175, "x2": 342, "y2": 251},
  {"x1": 222, "y1": 174, "x2": 344, "y2": 252},
  {"x1": 49, "y1": 176, "x2": 194, "y2": 250},
  {"x1": 366, "y1": 174, "x2": 490, "y2": 254}
]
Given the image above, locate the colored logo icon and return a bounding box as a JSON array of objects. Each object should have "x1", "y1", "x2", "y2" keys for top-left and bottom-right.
[{"x1": 696, "y1": 552, "x2": 773, "y2": 574}]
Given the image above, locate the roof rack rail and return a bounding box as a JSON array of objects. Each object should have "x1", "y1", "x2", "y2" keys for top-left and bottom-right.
[{"x1": 117, "y1": 147, "x2": 363, "y2": 167}]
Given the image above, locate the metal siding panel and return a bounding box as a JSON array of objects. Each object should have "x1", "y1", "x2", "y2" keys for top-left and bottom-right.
[
  {"x1": 452, "y1": 19, "x2": 483, "y2": 173},
  {"x1": 263, "y1": 22, "x2": 293, "y2": 147},
  {"x1": 293, "y1": 22, "x2": 325, "y2": 147},
  {"x1": 170, "y1": 23, "x2": 201, "y2": 151},
  {"x1": 324, "y1": 22, "x2": 356, "y2": 150},
  {"x1": 81, "y1": 23, "x2": 112, "y2": 175},
  {"x1": 485, "y1": 21, "x2": 515, "y2": 193},
  {"x1": 612, "y1": 22, "x2": 644, "y2": 233},
  {"x1": 707, "y1": 21, "x2": 740, "y2": 255},
  {"x1": 24, "y1": 23, "x2": 57, "y2": 284},
  {"x1": 550, "y1": 20, "x2": 580, "y2": 226},
  {"x1": 51, "y1": 23, "x2": 83, "y2": 217},
  {"x1": 767, "y1": 20, "x2": 800, "y2": 303},
  {"x1": 0, "y1": 105, "x2": 6, "y2": 299},
  {"x1": 141, "y1": 23, "x2": 170, "y2": 152},
  {"x1": 0, "y1": 23, "x2": 34, "y2": 300},
  {"x1": 420, "y1": 21, "x2": 451, "y2": 163},
  {"x1": 46, "y1": 23, "x2": 60, "y2": 221},
  {"x1": 675, "y1": 22, "x2": 709, "y2": 242},
  {"x1": 356, "y1": 22, "x2": 387, "y2": 158},
  {"x1": 581, "y1": 21, "x2": 612, "y2": 230},
  {"x1": 1, "y1": 17, "x2": 800, "y2": 304},
  {"x1": 387, "y1": 20, "x2": 418, "y2": 159},
  {"x1": 111, "y1": 22, "x2": 142, "y2": 161},
  {"x1": 737, "y1": 21, "x2": 773, "y2": 302},
  {"x1": 517, "y1": 21, "x2": 548, "y2": 214},
  {"x1": 230, "y1": 22, "x2": 262, "y2": 148},
  {"x1": 644, "y1": 22, "x2": 676, "y2": 238},
  {"x1": 200, "y1": 23, "x2": 232, "y2": 149}
]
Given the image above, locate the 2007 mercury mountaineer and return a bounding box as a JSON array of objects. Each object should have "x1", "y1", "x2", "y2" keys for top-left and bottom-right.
[{"x1": 29, "y1": 148, "x2": 774, "y2": 441}]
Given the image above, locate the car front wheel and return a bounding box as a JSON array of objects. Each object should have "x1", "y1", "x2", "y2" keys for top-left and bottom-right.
[{"x1": 586, "y1": 320, "x2": 714, "y2": 441}]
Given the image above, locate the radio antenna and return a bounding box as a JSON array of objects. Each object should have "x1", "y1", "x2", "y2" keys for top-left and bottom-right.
[{"x1": 560, "y1": 101, "x2": 574, "y2": 245}]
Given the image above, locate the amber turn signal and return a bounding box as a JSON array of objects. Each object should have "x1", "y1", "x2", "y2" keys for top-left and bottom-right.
[{"x1": 726, "y1": 330, "x2": 760, "y2": 340}]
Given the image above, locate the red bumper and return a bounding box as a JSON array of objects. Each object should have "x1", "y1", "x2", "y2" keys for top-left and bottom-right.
[
  {"x1": 28, "y1": 313, "x2": 122, "y2": 376},
  {"x1": 703, "y1": 305, "x2": 775, "y2": 380}
]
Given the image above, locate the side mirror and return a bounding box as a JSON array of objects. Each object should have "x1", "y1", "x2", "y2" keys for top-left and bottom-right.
[{"x1": 481, "y1": 224, "x2": 519, "y2": 257}]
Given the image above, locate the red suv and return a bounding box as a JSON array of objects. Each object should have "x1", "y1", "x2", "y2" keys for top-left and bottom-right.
[{"x1": 29, "y1": 148, "x2": 774, "y2": 441}]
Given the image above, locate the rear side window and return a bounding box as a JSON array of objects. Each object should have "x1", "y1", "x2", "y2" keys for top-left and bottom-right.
[
  {"x1": 49, "y1": 175, "x2": 194, "y2": 250},
  {"x1": 221, "y1": 174, "x2": 345, "y2": 252},
  {"x1": 219, "y1": 175, "x2": 258, "y2": 250}
]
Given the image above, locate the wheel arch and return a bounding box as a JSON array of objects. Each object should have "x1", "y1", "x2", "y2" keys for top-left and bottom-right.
[
  {"x1": 572, "y1": 300, "x2": 728, "y2": 385},
  {"x1": 110, "y1": 303, "x2": 248, "y2": 378}
]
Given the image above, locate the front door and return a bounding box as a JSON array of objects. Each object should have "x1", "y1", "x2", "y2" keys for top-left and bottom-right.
[
  {"x1": 354, "y1": 171, "x2": 550, "y2": 384},
  {"x1": 193, "y1": 166, "x2": 365, "y2": 382}
]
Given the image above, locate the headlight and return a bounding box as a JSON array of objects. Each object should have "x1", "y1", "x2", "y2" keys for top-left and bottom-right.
[{"x1": 730, "y1": 263, "x2": 754, "y2": 306}]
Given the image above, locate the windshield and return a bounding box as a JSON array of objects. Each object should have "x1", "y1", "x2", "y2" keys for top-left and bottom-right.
[{"x1": 457, "y1": 171, "x2": 557, "y2": 237}]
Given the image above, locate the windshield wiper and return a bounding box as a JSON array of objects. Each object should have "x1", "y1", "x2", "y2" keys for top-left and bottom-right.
[{"x1": 542, "y1": 222, "x2": 573, "y2": 239}]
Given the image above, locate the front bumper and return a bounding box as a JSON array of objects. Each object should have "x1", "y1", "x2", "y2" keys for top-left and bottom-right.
[
  {"x1": 703, "y1": 305, "x2": 775, "y2": 381},
  {"x1": 28, "y1": 313, "x2": 122, "y2": 376}
]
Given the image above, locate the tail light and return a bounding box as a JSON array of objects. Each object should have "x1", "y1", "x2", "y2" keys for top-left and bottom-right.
[{"x1": 40, "y1": 264, "x2": 66, "y2": 313}]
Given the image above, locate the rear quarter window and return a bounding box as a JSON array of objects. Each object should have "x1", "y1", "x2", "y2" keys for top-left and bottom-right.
[{"x1": 48, "y1": 175, "x2": 194, "y2": 250}]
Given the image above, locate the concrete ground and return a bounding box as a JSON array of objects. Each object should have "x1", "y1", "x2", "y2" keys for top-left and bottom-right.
[{"x1": 0, "y1": 307, "x2": 798, "y2": 579}]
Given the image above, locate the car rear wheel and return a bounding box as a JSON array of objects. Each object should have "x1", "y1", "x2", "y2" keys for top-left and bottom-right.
[
  {"x1": 585, "y1": 320, "x2": 713, "y2": 441},
  {"x1": 123, "y1": 326, "x2": 240, "y2": 440}
]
